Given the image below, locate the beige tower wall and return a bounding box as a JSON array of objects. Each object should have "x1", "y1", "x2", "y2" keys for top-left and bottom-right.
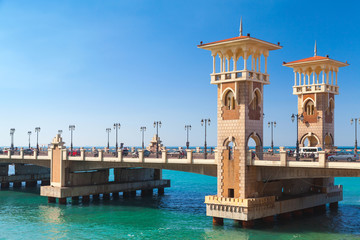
[
  {"x1": 298, "y1": 93, "x2": 335, "y2": 149},
  {"x1": 217, "y1": 81, "x2": 264, "y2": 199}
]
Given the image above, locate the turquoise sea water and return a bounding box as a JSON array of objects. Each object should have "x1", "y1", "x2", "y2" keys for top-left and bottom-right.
[{"x1": 0, "y1": 171, "x2": 359, "y2": 240}]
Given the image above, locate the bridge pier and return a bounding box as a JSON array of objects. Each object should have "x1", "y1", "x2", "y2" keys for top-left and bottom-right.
[{"x1": 212, "y1": 217, "x2": 223, "y2": 226}]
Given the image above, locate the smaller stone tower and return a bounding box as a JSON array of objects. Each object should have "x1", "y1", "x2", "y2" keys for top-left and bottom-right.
[{"x1": 283, "y1": 45, "x2": 348, "y2": 150}]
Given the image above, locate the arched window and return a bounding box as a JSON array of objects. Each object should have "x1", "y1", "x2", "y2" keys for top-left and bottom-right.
[
  {"x1": 251, "y1": 91, "x2": 260, "y2": 110},
  {"x1": 327, "y1": 100, "x2": 334, "y2": 114},
  {"x1": 305, "y1": 100, "x2": 315, "y2": 115},
  {"x1": 224, "y1": 91, "x2": 235, "y2": 110},
  {"x1": 228, "y1": 141, "x2": 234, "y2": 160}
]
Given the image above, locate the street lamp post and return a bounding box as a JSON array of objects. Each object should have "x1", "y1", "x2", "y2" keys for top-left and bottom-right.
[
  {"x1": 351, "y1": 118, "x2": 360, "y2": 153},
  {"x1": 154, "y1": 121, "x2": 162, "y2": 158},
  {"x1": 35, "y1": 127, "x2": 40, "y2": 151},
  {"x1": 10, "y1": 128, "x2": 15, "y2": 150},
  {"x1": 113, "y1": 123, "x2": 121, "y2": 153},
  {"x1": 69, "y1": 125, "x2": 75, "y2": 152},
  {"x1": 268, "y1": 121, "x2": 276, "y2": 154},
  {"x1": 27, "y1": 131, "x2": 32, "y2": 148},
  {"x1": 140, "y1": 127, "x2": 146, "y2": 149},
  {"x1": 185, "y1": 125, "x2": 191, "y2": 149},
  {"x1": 201, "y1": 119, "x2": 211, "y2": 159},
  {"x1": 106, "y1": 128, "x2": 111, "y2": 149},
  {"x1": 58, "y1": 130, "x2": 63, "y2": 135},
  {"x1": 291, "y1": 114, "x2": 304, "y2": 161}
]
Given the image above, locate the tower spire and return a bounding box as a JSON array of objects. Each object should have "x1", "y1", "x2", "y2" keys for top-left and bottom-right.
[
  {"x1": 239, "y1": 17, "x2": 243, "y2": 36},
  {"x1": 314, "y1": 40, "x2": 317, "y2": 56}
]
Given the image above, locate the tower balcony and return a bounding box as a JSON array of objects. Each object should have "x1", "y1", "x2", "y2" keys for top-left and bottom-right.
[
  {"x1": 293, "y1": 83, "x2": 339, "y2": 95},
  {"x1": 210, "y1": 70, "x2": 270, "y2": 85}
]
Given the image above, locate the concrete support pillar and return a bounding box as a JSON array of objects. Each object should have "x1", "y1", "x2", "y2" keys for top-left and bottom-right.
[
  {"x1": 292, "y1": 210, "x2": 303, "y2": 218},
  {"x1": 58, "y1": 197, "x2": 67, "y2": 205},
  {"x1": 130, "y1": 191, "x2": 137, "y2": 197},
  {"x1": 123, "y1": 191, "x2": 131, "y2": 198},
  {"x1": 233, "y1": 54, "x2": 237, "y2": 71},
  {"x1": 304, "y1": 207, "x2": 314, "y2": 215},
  {"x1": 278, "y1": 212, "x2": 292, "y2": 220},
  {"x1": 41, "y1": 180, "x2": 50, "y2": 186},
  {"x1": 335, "y1": 72, "x2": 338, "y2": 85},
  {"x1": 71, "y1": 196, "x2": 79, "y2": 201},
  {"x1": 322, "y1": 70, "x2": 325, "y2": 84},
  {"x1": 294, "y1": 72, "x2": 297, "y2": 86},
  {"x1": 315, "y1": 204, "x2": 326, "y2": 213},
  {"x1": 141, "y1": 189, "x2": 153, "y2": 197},
  {"x1": 26, "y1": 180, "x2": 37, "y2": 187},
  {"x1": 103, "y1": 193, "x2": 110, "y2": 200},
  {"x1": 212, "y1": 217, "x2": 223, "y2": 226},
  {"x1": 222, "y1": 56, "x2": 225, "y2": 73},
  {"x1": 1, "y1": 182, "x2": 9, "y2": 189},
  {"x1": 82, "y1": 195, "x2": 90, "y2": 203},
  {"x1": 330, "y1": 202, "x2": 338, "y2": 210},
  {"x1": 48, "y1": 197, "x2": 56, "y2": 203},
  {"x1": 92, "y1": 194, "x2": 100, "y2": 200},
  {"x1": 158, "y1": 188, "x2": 164, "y2": 195},
  {"x1": 13, "y1": 182, "x2": 22, "y2": 188},
  {"x1": 262, "y1": 215, "x2": 274, "y2": 223},
  {"x1": 112, "y1": 192, "x2": 119, "y2": 199},
  {"x1": 227, "y1": 58, "x2": 230, "y2": 72},
  {"x1": 241, "y1": 220, "x2": 254, "y2": 229}
]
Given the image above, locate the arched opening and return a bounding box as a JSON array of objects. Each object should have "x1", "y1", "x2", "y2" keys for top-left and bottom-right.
[
  {"x1": 304, "y1": 100, "x2": 315, "y2": 115},
  {"x1": 247, "y1": 132, "x2": 262, "y2": 160},
  {"x1": 228, "y1": 141, "x2": 234, "y2": 160},
  {"x1": 300, "y1": 134, "x2": 319, "y2": 147},
  {"x1": 251, "y1": 90, "x2": 260, "y2": 111},
  {"x1": 224, "y1": 91, "x2": 235, "y2": 110}
]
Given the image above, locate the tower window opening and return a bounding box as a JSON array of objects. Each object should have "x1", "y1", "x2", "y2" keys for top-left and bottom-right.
[
  {"x1": 228, "y1": 188, "x2": 234, "y2": 198},
  {"x1": 251, "y1": 91, "x2": 260, "y2": 110},
  {"x1": 224, "y1": 91, "x2": 235, "y2": 110},
  {"x1": 305, "y1": 100, "x2": 315, "y2": 115},
  {"x1": 228, "y1": 141, "x2": 234, "y2": 160}
]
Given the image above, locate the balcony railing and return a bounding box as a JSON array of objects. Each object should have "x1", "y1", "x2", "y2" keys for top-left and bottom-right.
[
  {"x1": 211, "y1": 70, "x2": 269, "y2": 83},
  {"x1": 293, "y1": 84, "x2": 339, "y2": 94}
]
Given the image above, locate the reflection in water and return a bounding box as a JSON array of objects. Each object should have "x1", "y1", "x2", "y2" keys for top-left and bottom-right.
[{"x1": 38, "y1": 205, "x2": 68, "y2": 238}]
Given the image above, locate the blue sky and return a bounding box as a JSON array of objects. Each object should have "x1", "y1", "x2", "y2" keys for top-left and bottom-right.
[{"x1": 0, "y1": 0, "x2": 358, "y2": 148}]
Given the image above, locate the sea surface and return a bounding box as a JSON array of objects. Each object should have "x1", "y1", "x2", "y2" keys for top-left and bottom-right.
[{"x1": 0, "y1": 170, "x2": 359, "y2": 239}]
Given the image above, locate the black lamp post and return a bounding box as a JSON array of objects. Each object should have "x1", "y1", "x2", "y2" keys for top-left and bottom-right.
[
  {"x1": 35, "y1": 127, "x2": 40, "y2": 151},
  {"x1": 69, "y1": 125, "x2": 75, "y2": 152},
  {"x1": 201, "y1": 119, "x2": 211, "y2": 159},
  {"x1": 58, "y1": 130, "x2": 63, "y2": 135},
  {"x1": 351, "y1": 118, "x2": 360, "y2": 153},
  {"x1": 27, "y1": 131, "x2": 32, "y2": 148},
  {"x1": 185, "y1": 125, "x2": 191, "y2": 149},
  {"x1": 291, "y1": 114, "x2": 304, "y2": 161},
  {"x1": 154, "y1": 121, "x2": 162, "y2": 158},
  {"x1": 113, "y1": 123, "x2": 121, "y2": 152},
  {"x1": 268, "y1": 121, "x2": 276, "y2": 154},
  {"x1": 106, "y1": 128, "x2": 111, "y2": 149},
  {"x1": 10, "y1": 128, "x2": 15, "y2": 150}
]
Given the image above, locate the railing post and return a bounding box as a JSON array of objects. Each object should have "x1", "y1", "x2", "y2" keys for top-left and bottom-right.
[
  {"x1": 98, "y1": 149, "x2": 103, "y2": 161},
  {"x1": 20, "y1": 148, "x2": 24, "y2": 159},
  {"x1": 279, "y1": 146, "x2": 287, "y2": 166},
  {"x1": 186, "y1": 149, "x2": 193, "y2": 164},
  {"x1": 33, "y1": 147, "x2": 38, "y2": 159},
  {"x1": 80, "y1": 147, "x2": 85, "y2": 161},
  {"x1": 318, "y1": 151, "x2": 326, "y2": 168},
  {"x1": 7, "y1": 149, "x2": 11, "y2": 159},
  {"x1": 118, "y1": 149, "x2": 123, "y2": 162},
  {"x1": 162, "y1": 149, "x2": 168, "y2": 163},
  {"x1": 138, "y1": 149, "x2": 144, "y2": 162}
]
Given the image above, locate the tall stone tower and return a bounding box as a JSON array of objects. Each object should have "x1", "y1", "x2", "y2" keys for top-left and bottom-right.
[
  {"x1": 198, "y1": 26, "x2": 281, "y2": 225},
  {"x1": 283, "y1": 45, "x2": 348, "y2": 149}
]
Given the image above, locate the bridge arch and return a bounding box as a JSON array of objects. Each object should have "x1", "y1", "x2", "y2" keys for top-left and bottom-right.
[
  {"x1": 300, "y1": 132, "x2": 320, "y2": 147},
  {"x1": 246, "y1": 132, "x2": 262, "y2": 159}
]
